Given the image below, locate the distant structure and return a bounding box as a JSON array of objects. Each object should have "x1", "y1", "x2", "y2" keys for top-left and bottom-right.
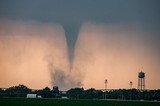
[
  {"x1": 138, "y1": 71, "x2": 145, "y2": 90},
  {"x1": 26, "y1": 94, "x2": 42, "y2": 98},
  {"x1": 129, "y1": 81, "x2": 133, "y2": 89},
  {"x1": 105, "y1": 79, "x2": 108, "y2": 90},
  {"x1": 26, "y1": 94, "x2": 37, "y2": 98},
  {"x1": 104, "y1": 79, "x2": 108, "y2": 99}
]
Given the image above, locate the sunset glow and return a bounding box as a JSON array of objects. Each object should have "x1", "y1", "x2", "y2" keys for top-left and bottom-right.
[{"x1": 0, "y1": 0, "x2": 160, "y2": 90}]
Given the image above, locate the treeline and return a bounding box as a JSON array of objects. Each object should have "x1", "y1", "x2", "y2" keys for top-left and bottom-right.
[
  {"x1": 0, "y1": 85, "x2": 60, "y2": 98},
  {"x1": 67, "y1": 88, "x2": 160, "y2": 101},
  {"x1": 0, "y1": 85, "x2": 160, "y2": 101}
]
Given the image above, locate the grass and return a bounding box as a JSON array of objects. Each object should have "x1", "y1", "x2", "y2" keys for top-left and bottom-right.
[{"x1": 0, "y1": 98, "x2": 160, "y2": 106}]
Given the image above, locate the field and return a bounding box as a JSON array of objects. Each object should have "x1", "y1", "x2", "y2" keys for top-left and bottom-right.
[{"x1": 0, "y1": 98, "x2": 160, "y2": 106}]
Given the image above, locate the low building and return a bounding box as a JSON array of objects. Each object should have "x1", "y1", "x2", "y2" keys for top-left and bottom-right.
[
  {"x1": 37, "y1": 95, "x2": 42, "y2": 98},
  {"x1": 26, "y1": 94, "x2": 37, "y2": 98},
  {"x1": 61, "y1": 96, "x2": 68, "y2": 99}
]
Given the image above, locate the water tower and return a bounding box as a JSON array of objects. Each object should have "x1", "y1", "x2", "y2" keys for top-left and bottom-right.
[{"x1": 138, "y1": 71, "x2": 145, "y2": 90}]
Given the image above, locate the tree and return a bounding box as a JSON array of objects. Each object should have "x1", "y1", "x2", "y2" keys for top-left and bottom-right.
[
  {"x1": 5, "y1": 84, "x2": 31, "y2": 97},
  {"x1": 84, "y1": 88, "x2": 102, "y2": 99},
  {"x1": 38, "y1": 87, "x2": 52, "y2": 98},
  {"x1": 52, "y1": 86, "x2": 60, "y2": 98},
  {"x1": 0, "y1": 88, "x2": 5, "y2": 97},
  {"x1": 67, "y1": 88, "x2": 84, "y2": 99}
]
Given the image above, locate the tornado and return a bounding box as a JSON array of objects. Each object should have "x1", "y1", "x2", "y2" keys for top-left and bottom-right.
[{"x1": 62, "y1": 23, "x2": 81, "y2": 70}]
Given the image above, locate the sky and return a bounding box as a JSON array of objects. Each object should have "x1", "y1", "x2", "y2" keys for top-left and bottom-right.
[{"x1": 0, "y1": 0, "x2": 160, "y2": 90}]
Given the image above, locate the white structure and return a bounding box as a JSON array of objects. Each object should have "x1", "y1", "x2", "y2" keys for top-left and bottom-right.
[
  {"x1": 37, "y1": 95, "x2": 42, "y2": 98},
  {"x1": 26, "y1": 94, "x2": 37, "y2": 98},
  {"x1": 61, "y1": 96, "x2": 68, "y2": 99}
]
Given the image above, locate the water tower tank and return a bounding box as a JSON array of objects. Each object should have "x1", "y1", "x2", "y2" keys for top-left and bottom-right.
[{"x1": 138, "y1": 71, "x2": 145, "y2": 78}]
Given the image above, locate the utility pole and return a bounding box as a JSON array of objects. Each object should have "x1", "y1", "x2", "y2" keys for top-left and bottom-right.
[
  {"x1": 104, "y1": 79, "x2": 108, "y2": 99},
  {"x1": 130, "y1": 81, "x2": 133, "y2": 89},
  {"x1": 105, "y1": 79, "x2": 108, "y2": 90}
]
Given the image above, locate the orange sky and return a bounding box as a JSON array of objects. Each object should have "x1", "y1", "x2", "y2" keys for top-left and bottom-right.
[{"x1": 0, "y1": 19, "x2": 160, "y2": 90}]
